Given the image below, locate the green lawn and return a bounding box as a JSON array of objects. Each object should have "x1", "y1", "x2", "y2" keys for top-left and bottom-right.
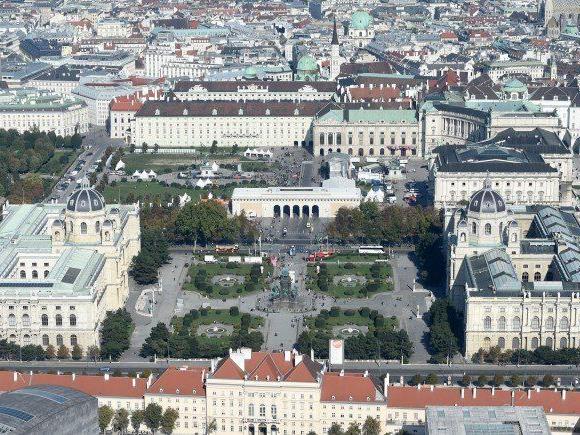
[
  {"x1": 172, "y1": 308, "x2": 263, "y2": 332},
  {"x1": 102, "y1": 180, "x2": 267, "y2": 204},
  {"x1": 322, "y1": 253, "x2": 390, "y2": 263},
  {"x1": 183, "y1": 260, "x2": 273, "y2": 298},
  {"x1": 304, "y1": 308, "x2": 398, "y2": 335},
  {"x1": 307, "y1": 260, "x2": 393, "y2": 298},
  {"x1": 123, "y1": 149, "x2": 244, "y2": 174}
]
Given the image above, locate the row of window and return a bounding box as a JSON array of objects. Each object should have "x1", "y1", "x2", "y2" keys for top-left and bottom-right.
[
  {"x1": 483, "y1": 335, "x2": 569, "y2": 350},
  {"x1": 19, "y1": 270, "x2": 49, "y2": 279},
  {"x1": 483, "y1": 315, "x2": 569, "y2": 331},
  {"x1": 5, "y1": 314, "x2": 77, "y2": 327},
  {"x1": 7, "y1": 333, "x2": 77, "y2": 347},
  {"x1": 319, "y1": 131, "x2": 417, "y2": 146},
  {"x1": 320, "y1": 147, "x2": 416, "y2": 157}
]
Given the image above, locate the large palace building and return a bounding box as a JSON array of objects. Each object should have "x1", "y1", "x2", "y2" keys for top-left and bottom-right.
[
  {"x1": 0, "y1": 181, "x2": 140, "y2": 350},
  {"x1": 445, "y1": 178, "x2": 580, "y2": 356}
]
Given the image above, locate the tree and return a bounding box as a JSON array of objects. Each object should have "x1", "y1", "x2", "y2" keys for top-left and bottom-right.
[
  {"x1": 229, "y1": 306, "x2": 239, "y2": 316},
  {"x1": 131, "y1": 409, "x2": 144, "y2": 433},
  {"x1": 141, "y1": 322, "x2": 171, "y2": 358},
  {"x1": 509, "y1": 374, "x2": 523, "y2": 387},
  {"x1": 328, "y1": 423, "x2": 345, "y2": 435},
  {"x1": 492, "y1": 374, "x2": 504, "y2": 387},
  {"x1": 525, "y1": 376, "x2": 537, "y2": 387},
  {"x1": 231, "y1": 143, "x2": 239, "y2": 155},
  {"x1": 425, "y1": 373, "x2": 439, "y2": 385},
  {"x1": 476, "y1": 375, "x2": 488, "y2": 387},
  {"x1": 542, "y1": 374, "x2": 555, "y2": 387},
  {"x1": 87, "y1": 345, "x2": 100, "y2": 361},
  {"x1": 409, "y1": 374, "x2": 423, "y2": 386},
  {"x1": 100, "y1": 309, "x2": 134, "y2": 360},
  {"x1": 362, "y1": 416, "x2": 381, "y2": 435},
  {"x1": 460, "y1": 374, "x2": 472, "y2": 386},
  {"x1": 71, "y1": 344, "x2": 83, "y2": 360},
  {"x1": 144, "y1": 403, "x2": 163, "y2": 433},
  {"x1": 142, "y1": 142, "x2": 148, "y2": 154},
  {"x1": 154, "y1": 143, "x2": 160, "y2": 154},
  {"x1": 112, "y1": 408, "x2": 130, "y2": 433},
  {"x1": 345, "y1": 422, "x2": 361, "y2": 435},
  {"x1": 207, "y1": 418, "x2": 217, "y2": 434},
  {"x1": 98, "y1": 405, "x2": 114, "y2": 433},
  {"x1": 129, "y1": 143, "x2": 136, "y2": 153},
  {"x1": 210, "y1": 140, "x2": 218, "y2": 154},
  {"x1": 45, "y1": 344, "x2": 56, "y2": 359},
  {"x1": 160, "y1": 407, "x2": 179, "y2": 434},
  {"x1": 57, "y1": 345, "x2": 70, "y2": 359}
]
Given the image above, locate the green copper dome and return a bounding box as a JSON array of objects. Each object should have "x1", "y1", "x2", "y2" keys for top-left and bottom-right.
[
  {"x1": 563, "y1": 23, "x2": 578, "y2": 35},
  {"x1": 243, "y1": 66, "x2": 258, "y2": 79},
  {"x1": 297, "y1": 55, "x2": 318, "y2": 72},
  {"x1": 350, "y1": 11, "x2": 373, "y2": 30},
  {"x1": 502, "y1": 78, "x2": 527, "y2": 93}
]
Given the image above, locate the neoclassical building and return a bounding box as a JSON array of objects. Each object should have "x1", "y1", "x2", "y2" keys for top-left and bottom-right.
[
  {"x1": 313, "y1": 104, "x2": 420, "y2": 158},
  {"x1": 431, "y1": 128, "x2": 574, "y2": 208},
  {"x1": 0, "y1": 181, "x2": 140, "y2": 350},
  {"x1": 347, "y1": 11, "x2": 375, "y2": 48},
  {"x1": 445, "y1": 179, "x2": 580, "y2": 356}
]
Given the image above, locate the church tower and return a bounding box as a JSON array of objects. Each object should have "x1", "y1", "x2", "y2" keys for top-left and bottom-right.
[{"x1": 329, "y1": 18, "x2": 341, "y2": 80}]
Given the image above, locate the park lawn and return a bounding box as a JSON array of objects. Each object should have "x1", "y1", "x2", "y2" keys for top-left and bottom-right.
[
  {"x1": 183, "y1": 260, "x2": 272, "y2": 298},
  {"x1": 172, "y1": 309, "x2": 264, "y2": 332},
  {"x1": 103, "y1": 181, "x2": 201, "y2": 204},
  {"x1": 304, "y1": 310, "x2": 398, "y2": 334},
  {"x1": 122, "y1": 153, "x2": 195, "y2": 174},
  {"x1": 306, "y1": 261, "x2": 393, "y2": 299},
  {"x1": 322, "y1": 252, "x2": 390, "y2": 263}
]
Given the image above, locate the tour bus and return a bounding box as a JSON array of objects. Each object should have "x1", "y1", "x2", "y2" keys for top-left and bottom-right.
[{"x1": 358, "y1": 245, "x2": 385, "y2": 255}]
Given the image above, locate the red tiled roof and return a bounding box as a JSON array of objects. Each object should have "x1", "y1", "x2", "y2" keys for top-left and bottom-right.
[
  {"x1": 212, "y1": 351, "x2": 319, "y2": 383},
  {"x1": 146, "y1": 367, "x2": 206, "y2": 397},
  {"x1": 321, "y1": 372, "x2": 383, "y2": 404},
  {"x1": 386, "y1": 386, "x2": 580, "y2": 415},
  {"x1": 0, "y1": 371, "x2": 147, "y2": 398},
  {"x1": 348, "y1": 87, "x2": 401, "y2": 101}
]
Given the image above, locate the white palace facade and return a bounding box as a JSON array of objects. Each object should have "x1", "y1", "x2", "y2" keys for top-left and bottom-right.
[{"x1": 0, "y1": 182, "x2": 140, "y2": 351}]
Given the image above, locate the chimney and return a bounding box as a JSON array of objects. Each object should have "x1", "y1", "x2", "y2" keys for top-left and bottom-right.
[
  {"x1": 104, "y1": 373, "x2": 110, "y2": 381},
  {"x1": 12, "y1": 372, "x2": 17, "y2": 382},
  {"x1": 310, "y1": 348, "x2": 314, "y2": 360},
  {"x1": 460, "y1": 388, "x2": 465, "y2": 399},
  {"x1": 384, "y1": 373, "x2": 390, "y2": 398},
  {"x1": 492, "y1": 387, "x2": 495, "y2": 396},
  {"x1": 132, "y1": 378, "x2": 136, "y2": 388},
  {"x1": 363, "y1": 370, "x2": 368, "y2": 378},
  {"x1": 430, "y1": 385, "x2": 434, "y2": 392},
  {"x1": 339, "y1": 369, "x2": 344, "y2": 377},
  {"x1": 562, "y1": 389, "x2": 567, "y2": 400},
  {"x1": 294, "y1": 355, "x2": 303, "y2": 366},
  {"x1": 72, "y1": 373, "x2": 76, "y2": 381},
  {"x1": 527, "y1": 389, "x2": 531, "y2": 399},
  {"x1": 472, "y1": 388, "x2": 476, "y2": 399},
  {"x1": 284, "y1": 350, "x2": 291, "y2": 362},
  {"x1": 511, "y1": 390, "x2": 515, "y2": 406}
]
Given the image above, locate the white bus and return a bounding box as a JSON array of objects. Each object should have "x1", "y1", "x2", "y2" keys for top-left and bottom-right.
[{"x1": 358, "y1": 245, "x2": 384, "y2": 255}]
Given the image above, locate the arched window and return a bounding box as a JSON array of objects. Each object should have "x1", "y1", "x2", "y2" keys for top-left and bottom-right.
[
  {"x1": 531, "y1": 316, "x2": 540, "y2": 329},
  {"x1": 534, "y1": 272, "x2": 541, "y2": 281},
  {"x1": 559, "y1": 316, "x2": 569, "y2": 330},
  {"x1": 8, "y1": 335, "x2": 16, "y2": 343},
  {"x1": 522, "y1": 272, "x2": 529, "y2": 283},
  {"x1": 336, "y1": 133, "x2": 341, "y2": 145},
  {"x1": 546, "y1": 337, "x2": 553, "y2": 348},
  {"x1": 512, "y1": 337, "x2": 520, "y2": 349},
  {"x1": 259, "y1": 404, "x2": 266, "y2": 417},
  {"x1": 104, "y1": 231, "x2": 110, "y2": 242},
  {"x1": 512, "y1": 316, "x2": 521, "y2": 330},
  {"x1": 472, "y1": 222, "x2": 477, "y2": 234},
  {"x1": 546, "y1": 316, "x2": 554, "y2": 330},
  {"x1": 483, "y1": 337, "x2": 491, "y2": 350},
  {"x1": 32, "y1": 270, "x2": 38, "y2": 279},
  {"x1": 8, "y1": 314, "x2": 15, "y2": 327},
  {"x1": 41, "y1": 314, "x2": 48, "y2": 326},
  {"x1": 358, "y1": 148, "x2": 364, "y2": 157},
  {"x1": 44, "y1": 270, "x2": 49, "y2": 278},
  {"x1": 95, "y1": 221, "x2": 100, "y2": 233},
  {"x1": 22, "y1": 314, "x2": 30, "y2": 327},
  {"x1": 42, "y1": 334, "x2": 49, "y2": 346},
  {"x1": 20, "y1": 270, "x2": 26, "y2": 279},
  {"x1": 531, "y1": 337, "x2": 539, "y2": 349},
  {"x1": 327, "y1": 134, "x2": 333, "y2": 145},
  {"x1": 499, "y1": 222, "x2": 503, "y2": 236},
  {"x1": 484, "y1": 316, "x2": 492, "y2": 330},
  {"x1": 56, "y1": 334, "x2": 63, "y2": 346},
  {"x1": 460, "y1": 232, "x2": 466, "y2": 242},
  {"x1": 69, "y1": 221, "x2": 73, "y2": 233},
  {"x1": 484, "y1": 223, "x2": 491, "y2": 235},
  {"x1": 80, "y1": 222, "x2": 87, "y2": 234},
  {"x1": 319, "y1": 133, "x2": 325, "y2": 145},
  {"x1": 69, "y1": 314, "x2": 76, "y2": 327},
  {"x1": 498, "y1": 316, "x2": 506, "y2": 330},
  {"x1": 511, "y1": 233, "x2": 517, "y2": 242},
  {"x1": 70, "y1": 335, "x2": 77, "y2": 346},
  {"x1": 248, "y1": 404, "x2": 254, "y2": 417},
  {"x1": 23, "y1": 334, "x2": 30, "y2": 345},
  {"x1": 498, "y1": 337, "x2": 505, "y2": 348},
  {"x1": 560, "y1": 337, "x2": 568, "y2": 348},
  {"x1": 56, "y1": 314, "x2": 62, "y2": 326}
]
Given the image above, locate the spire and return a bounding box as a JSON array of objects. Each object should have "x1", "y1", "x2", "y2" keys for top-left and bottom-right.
[
  {"x1": 332, "y1": 18, "x2": 339, "y2": 45},
  {"x1": 484, "y1": 171, "x2": 491, "y2": 189}
]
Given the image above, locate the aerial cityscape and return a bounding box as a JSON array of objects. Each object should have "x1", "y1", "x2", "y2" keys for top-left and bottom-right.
[{"x1": 0, "y1": 0, "x2": 578, "y2": 433}]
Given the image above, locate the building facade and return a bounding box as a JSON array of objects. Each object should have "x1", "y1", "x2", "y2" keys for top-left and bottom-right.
[
  {"x1": 0, "y1": 182, "x2": 140, "y2": 349},
  {"x1": 133, "y1": 100, "x2": 327, "y2": 148}
]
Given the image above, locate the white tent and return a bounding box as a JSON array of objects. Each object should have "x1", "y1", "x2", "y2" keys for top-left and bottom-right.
[{"x1": 115, "y1": 160, "x2": 126, "y2": 171}]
